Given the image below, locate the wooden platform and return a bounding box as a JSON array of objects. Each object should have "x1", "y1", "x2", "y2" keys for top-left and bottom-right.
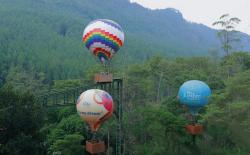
[
  {"x1": 86, "y1": 140, "x2": 106, "y2": 154},
  {"x1": 95, "y1": 73, "x2": 113, "y2": 83}
]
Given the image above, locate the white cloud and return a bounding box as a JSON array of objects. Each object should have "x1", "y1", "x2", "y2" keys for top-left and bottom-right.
[{"x1": 130, "y1": 0, "x2": 250, "y2": 34}]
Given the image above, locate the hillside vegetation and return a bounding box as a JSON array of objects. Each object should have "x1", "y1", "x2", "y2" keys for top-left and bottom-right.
[{"x1": 1, "y1": 0, "x2": 250, "y2": 154}]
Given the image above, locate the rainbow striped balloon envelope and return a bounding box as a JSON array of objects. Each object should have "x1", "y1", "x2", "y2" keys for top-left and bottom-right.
[{"x1": 82, "y1": 19, "x2": 124, "y2": 63}]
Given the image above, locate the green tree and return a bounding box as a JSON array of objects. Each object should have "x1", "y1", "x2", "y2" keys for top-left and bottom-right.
[
  {"x1": 124, "y1": 104, "x2": 191, "y2": 155},
  {"x1": 49, "y1": 134, "x2": 85, "y2": 155},
  {"x1": 0, "y1": 86, "x2": 45, "y2": 155},
  {"x1": 213, "y1": 14, "x2": 241, "y2": 56},
  {"x1": 221, "y1": 52, "x2": 250, "y2": 77},
  {"x1": 226, "y1": 70, "x2": 250, "y2": 101},
  {"x1": 44, "y1": 113, "x2": 86, "y2": 155}
]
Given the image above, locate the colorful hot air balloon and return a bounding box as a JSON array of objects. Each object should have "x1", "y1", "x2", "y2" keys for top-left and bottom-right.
[
  {"x1": 178, "y1": 80, "x2": 211, "y2": 115},
  {"x1": 82, "y1": 19, "x2": 124, "y2": 63},
  {"x1": 76, "y1": 89, "x2": 114, "y2": 132}
]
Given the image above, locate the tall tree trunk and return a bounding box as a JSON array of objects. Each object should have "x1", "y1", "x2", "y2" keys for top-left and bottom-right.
[{"x1": 157, "y1": 72, "x2": 163, "y2": 103}]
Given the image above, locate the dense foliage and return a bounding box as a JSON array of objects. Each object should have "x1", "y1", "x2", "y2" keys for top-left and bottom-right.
[
  {"x1": 1, "y1": 52, "x2": 250, "y2": 154},
  {"x1": 121, "y1": 54, "x2": 250, "y2": 155},
  {"x1": 1, "y1": 0, "x2": 250, "y2": 94},
  {"x1": 0, "y1": 86, "x2": 45, "y2": 155},
  {"x1": 1, "y1": 0, "x2": 250, "y2": 154}
]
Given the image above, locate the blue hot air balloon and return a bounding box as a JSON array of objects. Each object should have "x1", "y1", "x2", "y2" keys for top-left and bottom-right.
[{"x1": 178, "y1": 80, "x2": 211, "y2": 115}]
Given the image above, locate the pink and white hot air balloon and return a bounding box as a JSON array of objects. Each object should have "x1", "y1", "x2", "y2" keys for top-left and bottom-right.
[{"x1": 76, "y1": 89, "x2": 114, "y2": 132}]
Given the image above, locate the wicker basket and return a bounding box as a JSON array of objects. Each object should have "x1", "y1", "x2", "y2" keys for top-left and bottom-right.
[{"x1": 186, "y1": 124, "x2": 203, "y2": 135}]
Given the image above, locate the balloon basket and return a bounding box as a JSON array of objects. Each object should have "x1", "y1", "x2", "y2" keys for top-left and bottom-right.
[
  {"x1": 95, "y1": 73, "x2": 113, "y2": 83},
  {"x1": 86, "y1": 140, "x2": 106, "y2": 154},
  {"x1": 186, "y1": 124, "x2": 203, "y2": 135}
]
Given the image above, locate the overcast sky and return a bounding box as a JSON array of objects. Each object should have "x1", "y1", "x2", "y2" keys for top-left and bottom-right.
[{"x1": 130, "y1": 0, "x2": 250, "y2": 35}]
